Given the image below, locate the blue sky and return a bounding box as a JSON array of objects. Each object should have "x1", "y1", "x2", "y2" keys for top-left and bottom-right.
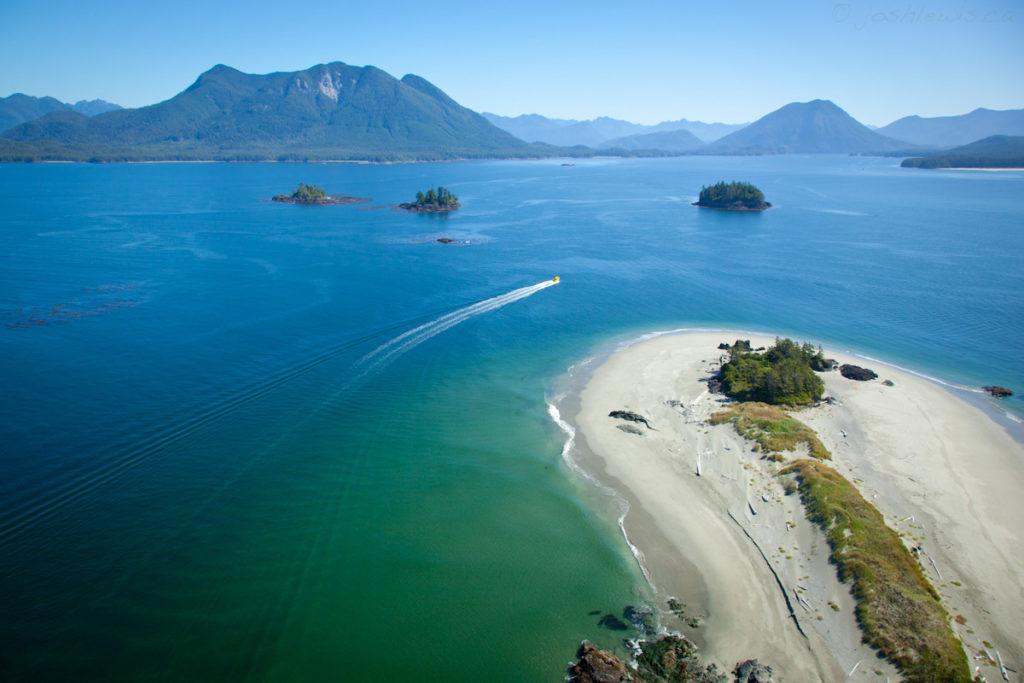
[{"x1": 1, "y1": 0, "x2": 1021, "y2": 126}]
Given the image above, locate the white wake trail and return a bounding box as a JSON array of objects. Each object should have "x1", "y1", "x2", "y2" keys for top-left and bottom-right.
[{"x1": 354, "y1": 279, "x2": 557, "y2": 378}]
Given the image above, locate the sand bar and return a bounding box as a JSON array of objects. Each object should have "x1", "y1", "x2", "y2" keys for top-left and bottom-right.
[{"x1": 568, "y1": 331, "x2": 1023, "y2": 681}]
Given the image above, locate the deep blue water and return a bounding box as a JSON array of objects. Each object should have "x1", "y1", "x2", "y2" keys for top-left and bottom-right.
[{"x1": 0, "y1": 157, "x2": 1021, "y2": 680}]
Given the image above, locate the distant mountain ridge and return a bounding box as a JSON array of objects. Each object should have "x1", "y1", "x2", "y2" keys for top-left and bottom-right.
[
  {"x1": 483, "y1": 113, "x2": 648, "y2": 147},
  {"x1": 699, "y1": 100, "x2": 909, "y2": 154},
  {"x1": 0, "y1": 94, "x2": 121, "y2": 132},
  {"x1": 69, "y1": 99, "x2": 122, "y2": 116},
  {"x1": 2, "y1": 63, "x2": 539, "y2": 161},
  {"x1": 482, "y1": 112, "x2": 746, "y2": 146},
  {"x1": 877, "y1": 108, "x2": 1024, "y2": 148},
  {"x1": 5, "y1": 66, "x2": 1010, "y2": 162},
  {"x1": 664, "y1": 119, "x2": 748, "y2": 143},
  {"x1": 601, "y1": 128, "x2": 704, "y2": 152}
]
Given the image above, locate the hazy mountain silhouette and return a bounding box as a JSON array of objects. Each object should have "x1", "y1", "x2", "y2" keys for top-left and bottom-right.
[
  {"x1": 878, "y1": 108, "x2": 1024, "y2": 148},
  {"x1": 699, "y1": 100, "x2": 908, "y2": 154}
]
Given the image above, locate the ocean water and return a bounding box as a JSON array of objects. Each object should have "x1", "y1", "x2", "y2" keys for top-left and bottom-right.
[{"x1": 0, "y1": 157, "x2": 1021, "y2": 680}]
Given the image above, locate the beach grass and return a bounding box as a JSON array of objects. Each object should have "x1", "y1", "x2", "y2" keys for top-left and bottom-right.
[
  {"x1": 710, "y1": 402, "x2": 830, "y2": 460},
  {"x1": 782, "y1": 459, "x2": 971, "y2": 682}
]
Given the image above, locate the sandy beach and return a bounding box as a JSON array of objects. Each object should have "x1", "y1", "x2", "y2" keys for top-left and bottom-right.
[{"x1": 570, "y1": 331, "x2": 1023, "y2": 682}]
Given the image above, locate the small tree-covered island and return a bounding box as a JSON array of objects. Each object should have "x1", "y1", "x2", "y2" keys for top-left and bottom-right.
[
  {"x1": 693, "y1": 181, "x2": 771, "y2": 211},
  {"x1": 271, "y1": 183, "x2": 369, "y2": 205},
  {"x1": 399, "y1": 186, "x2": 461, "y2": 213},
  {"x1": 716, "y1": 338, "x2": 830, "y2": 406}
]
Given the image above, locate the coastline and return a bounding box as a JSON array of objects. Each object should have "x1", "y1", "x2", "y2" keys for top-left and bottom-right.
[
  {"x1": 939, "y1": 167, "x2": 1024, "y2": 171},
  {"x1": 559, "y1": 331, "x2": 1023, "y2": 681}
]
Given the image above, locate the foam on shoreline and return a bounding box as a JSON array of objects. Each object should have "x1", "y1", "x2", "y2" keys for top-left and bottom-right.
[{"x1": 555, "y1": 330, "x2": 1023, "y2": 681}]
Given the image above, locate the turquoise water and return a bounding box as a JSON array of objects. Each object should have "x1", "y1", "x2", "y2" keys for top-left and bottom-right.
[{"x1": 1, "y1": 157, "x2": 1021, "y2": 680}]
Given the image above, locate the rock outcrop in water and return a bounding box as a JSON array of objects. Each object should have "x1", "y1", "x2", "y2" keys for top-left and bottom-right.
[
  {"x1": 840, "y1": 364, "x2": 878, "y2": 381},
  {"x1": 399, "y1": 186, "x2": 461, "y2": 213},
  {"x1": 398, "y1": 201, "x2": 462, "y2": 213},
  {"x1": 693, "y1": 182, "x2": 770, "y2": 211},
  {"x1": 272, "y1": 194, "x2": 370, "y2": 205},
  {"x1": 983, "y1": 385, "x2": 1013, "y2": 398},
  {"x1": 598, "y1": 613, "x2": 629, "y2": 631},
  {"x1": 569, "y1": 636, "x2": 770, "y2": 683},
  {"x1": 568, "y1": 641, "x2": 635, "y2": 683},
  {"x1": 271, "y1": 183, "x2": 369, "y2": 205}
]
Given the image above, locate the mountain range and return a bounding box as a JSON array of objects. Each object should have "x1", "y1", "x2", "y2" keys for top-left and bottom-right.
[
  {"x1": 1, "y1": 63, "x2": 539, "y2": 161},
  {"x1": 3, "y1": 63, "x2": 1022, "y2": 162},
  {"x1": 482, "y1": 112, "x2": 746, "y2": 147},
  {"x1": 0, "y1": 94, "x2": 121, "y2": 133},
  {"x1": 601, "y1": 129, "x2": 705, "y2": 152},
  {"x1": 876, "y1": 108, "x2": 1024, "y2": 148}
]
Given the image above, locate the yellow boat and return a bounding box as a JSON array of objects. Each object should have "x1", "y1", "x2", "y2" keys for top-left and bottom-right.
[{"x1": 552, "y1": 276, "x2": 560, "y2": 282}]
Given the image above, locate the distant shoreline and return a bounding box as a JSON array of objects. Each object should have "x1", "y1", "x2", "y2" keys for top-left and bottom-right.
[
  {"x1": 21, "y1": 157, "x2": 1024, "y2": 170},
  {"x1": 939, "y1": 166, "x2": 1024, "y2": 171},
  {"x1": 30, "y1": 157, "x2": 576, "y2": 166}
]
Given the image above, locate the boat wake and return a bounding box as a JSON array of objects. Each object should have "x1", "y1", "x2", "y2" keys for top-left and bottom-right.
[
  {"x1": 0, "y1": 279, "x2": 560, "y2": 547},
  {"x1": 352, "y1": 279, "x2": 559, "y2": 379}
]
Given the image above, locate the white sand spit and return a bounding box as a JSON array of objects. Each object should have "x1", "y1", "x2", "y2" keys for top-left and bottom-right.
[{"x1": 570, "y1": 332, "x2": 1023, "y2": 682}]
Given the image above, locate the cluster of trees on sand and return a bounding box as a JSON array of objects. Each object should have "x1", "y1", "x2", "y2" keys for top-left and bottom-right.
[{"x1": 718, "y1": 338, "x2": 829, "y2": 405}]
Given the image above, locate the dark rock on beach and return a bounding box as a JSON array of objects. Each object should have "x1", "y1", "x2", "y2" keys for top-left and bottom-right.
[
  {"x1": 983, "y1": 385, "x2": 1013, "y2": 398},
  {"x1": 840, "y1": 364, "x2": 878, "y2": 381},
  {"x1": 809, "y1": 356, "x2": 837, "y2": 371},
  {"x1": 733, "y1": 660, "x2": 774, "y2": 683},
  {"x1": 609, "y1": 410, "x2": 655, "y2": 430}
]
